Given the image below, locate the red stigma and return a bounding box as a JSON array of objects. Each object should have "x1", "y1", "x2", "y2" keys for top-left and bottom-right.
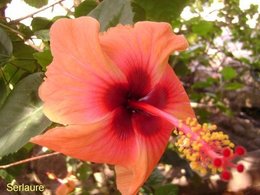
[
  {"x1": 235, "y1": 146, "x2": 246, "y2": 156},
  {"x1": 236, "y1": 164, "x2": 244, "y2": 172},
  {"x1": 221, "y1": 171, "x2": 231, "y2": 181},
  {"x1": 213, "y1": 158, "x2": 222, "y2": 167},
  {"x1": 223, "y1": 148, "x2": 231, "y2": 157}
]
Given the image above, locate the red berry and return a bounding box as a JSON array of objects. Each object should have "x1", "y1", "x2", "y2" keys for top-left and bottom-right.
[
  {"x1": 235, "y1": 146, "x2": 246, "y2": 156},
  {"x1": 221, "y1": 171, "x2": 232, "y2": 181},
  {"x1": 223, "y1": 148, "x2": 231, "y2": 157},
  {"x1": 213, "y1": 158, "x2": 222, "y2": 167},
  {"x1": 236, "y1": 164, "x2": 244, "y2": 172}
]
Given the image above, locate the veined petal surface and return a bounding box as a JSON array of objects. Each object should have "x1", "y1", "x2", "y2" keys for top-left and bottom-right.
[
  {"x1": 100, "y1": 21, "x2": 188, "y2": 93},
  {"x1": 31, "y1": 111, "x2": 136, "y2": 166},
  {"x1": 40, "y1": 17, "x2": 126, "y2": 125}
]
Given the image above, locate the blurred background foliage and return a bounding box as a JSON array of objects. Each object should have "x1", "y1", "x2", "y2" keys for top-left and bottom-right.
[{"x1": 0, "y1": 0, "x2": 259, "y2": 194}]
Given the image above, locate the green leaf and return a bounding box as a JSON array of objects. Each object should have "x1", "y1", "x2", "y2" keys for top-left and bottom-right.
[
  {"x1": 31, "y1": 17, "x2": 52, "y2": 32},
  {"x1": 0, "y1": 76, "x2": 9, "y2": 108},
  {"x1": 75, "y1": 0, "x2": 98, "y2": 18},
  {"x1": 155, "y1": 184, "x2": 178, "y2": 195},
  {"x1": 12, "y1": 41, "x2": 37, "y2": 72},
  {"x1": 0, "y1": 27, "x2": 13, "y2": 66},
  {"x1": 224, "y1": 82, "x2": 243, "y2": 90},
  {"x1": 132, "y1": 0, "x2": 188, "y2": 22},
  {"x1": 146, "y1": 168, "x2": 164, "y2": 187},
  {"x1": 34, "y1": 29, "x2": 50, "y2": 41},
  {"x1": 221, "y1": 66, "x2": 238, "y2": 80},
  {"x1": 0, "y1": 73, "x2": 51, "y2": 157},
  {"x1": 172, "y1": 60, "x2": 190, "y2": 77},
  {"x1": 191, "y1": 20, "x2": 214, "y2": 36},
  {"x1": 2, "y1": 64, "x2": 27, "y2": 86},
  {"x1": 88, "y1": 0, "x2": 134, "y2": 31},
  {"x1": 23, "y1": 0, "x2": 48, "y2": 8},
  {"x1": 33, "y1": 50, "x2": 52, "y2": 71},
  {"x1": 17, "y1": 23, "x2": 33, "y2": 39},
  {"x1": 192, "y1": 78, "x2": 216, "y2": 89}
]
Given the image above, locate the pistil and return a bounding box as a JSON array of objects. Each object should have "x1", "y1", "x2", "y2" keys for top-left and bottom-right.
[{"x1": 129, "y1": 100, "x2": 246, "y2": 180}]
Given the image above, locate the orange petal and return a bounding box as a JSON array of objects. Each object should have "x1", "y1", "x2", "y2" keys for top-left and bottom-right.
[
  {"x1": 115, "y1": 127, "x2": 173, "y2": 195},
  {"x1": 100, "y1": 22, "x2": 188, "y2": 88},
  {"x1": 40, "y1": 17, "x2": 126, "y2": 124},
  {"x1": 144, "y1": 65, "x2": 195, "y2": 119},
  {"x1": 114, "y1": 66, "x2": 194, "y2": 195},
  {"x1": 31, "y1": 111, "x2": 137, "y2": 166}
]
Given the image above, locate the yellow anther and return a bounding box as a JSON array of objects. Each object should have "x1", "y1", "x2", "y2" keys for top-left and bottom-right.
[
  {"x1": 202, "y1": 136, "x2": 210, "y2": 142},
  {"x1": 199, "y1": 168, "x2": 207, "y2": 176},
  {"x1": 223, "y1": 140, "x2": 230, "y2": 145},
  {"x1": 190, "y1": 154, "x2": 197, "y2": 162},
  {"x1": 183, "y1": 139, "x2": 190, "y2": 147},
  {"x1": 186, "y1": 154, "x2": 192, "y2": 160},
  {"x1": 191, "y1": 124, "x2": 201, "y2": 132},
  {"x1": 210, "y1": 124, "x2": 217, "y2": 130},
  {"x1": 186, "y1": 117, "x2": 191, "y2": 124},
  {"x1": 229, "y1": 143, "x2": 235, "y2": 148},
  {"x1": 190, "y1": 162, "x2": 198, "y2": 169},
  {"x1": 190, "y1": 118, "x2": 197, "y2": 126},
  {"x1": 202, "y1": 123, "x2": 208, "y2": 131},
  {"x1": 211, "y1": 168, "x2": 217, "y2": 174},
  {"x1": 178, "y1": 146, "x2": 184, "y2": 152},
  {"x1": 192, "y1": 143, "x2": 202, "y2": 151}
]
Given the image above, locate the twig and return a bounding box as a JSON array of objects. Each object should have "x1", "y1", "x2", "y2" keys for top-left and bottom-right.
[
  {"x1": 11, "y1": 0, "x2": 65, "y2": 23},
  {"x1": 0, "y1": 152, "x2": 60, "y2": 169},
  {"x1": 0, "y1": 22, "x2": 25, "y2": 38}
]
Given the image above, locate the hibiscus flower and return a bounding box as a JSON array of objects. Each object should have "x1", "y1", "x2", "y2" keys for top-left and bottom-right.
[{"x1": 31, "y1": 17, "x2": 245, "y2": 195}]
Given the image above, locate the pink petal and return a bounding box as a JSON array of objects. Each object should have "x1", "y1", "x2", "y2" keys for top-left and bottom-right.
[
  {"x1": 40, "y1": 17, "x2": 126, "y2": 124},
  {"x1": 115, "y1": 65, "x2": 195, "y2": 194},
  {"x1": 115, "y1": 126, "x2": 172, "y2": 195},
  {"x1": 144, "y1": 65, "x2": 195, "y2": 119},
  {"x1": 31, "y1": 111, "x2": 136, "y2": 166},
  {"x1": 100, "y1": 22, "x2": 188, "y2": 90}
]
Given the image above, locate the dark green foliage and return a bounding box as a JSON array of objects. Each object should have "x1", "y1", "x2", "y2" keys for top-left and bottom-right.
[
  {"x1": 88, "y1": 0, "x2": 134, "y2": 31},
  {"x1": 75, "y1": 0, "x2": 98, "y2": 18},
  {"x1": 33, "y1": 49, "x2": 52, "y2": 71},
  {"x1": 155, "y1": 184, "x2": 178, "y2": 195},
  {"x1": 11, "y1": 41, "x2": 38, "y2": 72},
  {"x1": 0, "y1": 73, "x2": 51, "y2": 157},
  {"x1": 31, "y1": 17, "x2": 52, "y2": 32},
  {"x1": 0, "y1": 27, "x2": 13, "y2": 67},
  {"x1": 132, "y1": 0, "x2": 188, "y2": 22},
  {"x1": 23, "y1": 0, "x2": 48, "y2": 8},
  {"x1": 221, "y1": 67, "x2": 238, "y2": 81}
]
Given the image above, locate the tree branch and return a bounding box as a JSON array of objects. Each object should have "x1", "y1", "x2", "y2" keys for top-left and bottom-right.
[
  {"x1": 11, "y1": 0, "x2": 66, "y2": 24},
  {"x1": 0, "y1": 152, "x2": 60, "y2": 169}
]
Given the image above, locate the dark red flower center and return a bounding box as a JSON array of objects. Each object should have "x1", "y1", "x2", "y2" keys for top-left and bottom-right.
[{"x1": 102, "y1": 68, "x2": 172, "y2": 139}]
